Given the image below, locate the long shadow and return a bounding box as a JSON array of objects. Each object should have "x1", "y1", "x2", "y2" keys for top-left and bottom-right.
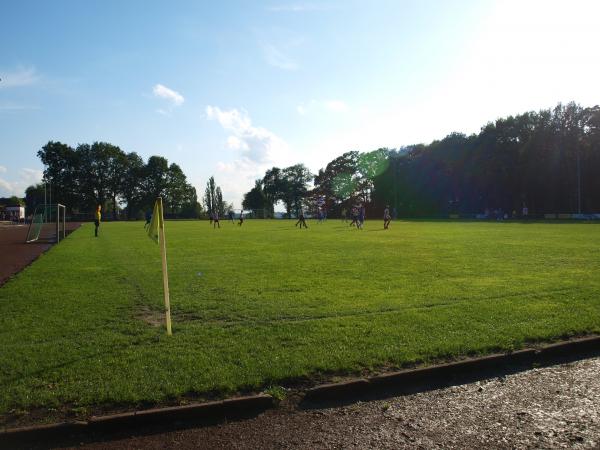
[
  {"x1": 2, "y1": 405, "x2": 271, "y2": 450},
  {"x1": 299, "y1": 346, "x2": 600, "y2": 410}
]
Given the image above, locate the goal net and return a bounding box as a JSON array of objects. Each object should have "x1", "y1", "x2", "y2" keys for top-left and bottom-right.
[
  {"x1": 241, "y1": 208, "x2": 270, "y2": 219},
  {"x1": 26, "y1": 204, "x2": 66, "y2": 243},
  {"x1": 226, "y1": 209, "x2": 271, "y2": 219}
]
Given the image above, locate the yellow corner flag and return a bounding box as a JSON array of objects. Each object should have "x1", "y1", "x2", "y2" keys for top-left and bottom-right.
[
  {"x1": 147, "y1": 199, "x2": 161, "y2": 243},
  {"x1": 148, "y1": 198, "x2": 172, "y2": 335}
]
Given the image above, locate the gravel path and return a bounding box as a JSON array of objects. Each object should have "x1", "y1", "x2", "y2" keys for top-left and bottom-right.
[{"x1": 69, "y1": 357, "x2": 600, "y2": 449}]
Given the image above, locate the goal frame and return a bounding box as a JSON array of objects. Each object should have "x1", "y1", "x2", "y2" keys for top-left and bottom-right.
[{"x1": 25, "y1": 203, "x2": 66, "y2": 243}]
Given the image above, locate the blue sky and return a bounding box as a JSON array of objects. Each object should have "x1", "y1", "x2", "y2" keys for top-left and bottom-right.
[{"x1": 1, "y1": 0, "x2": 599, "y2": 206}]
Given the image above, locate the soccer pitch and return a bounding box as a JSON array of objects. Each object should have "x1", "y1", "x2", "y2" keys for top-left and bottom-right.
[{"x1": 1, "y1": 219, "x2": 600, "y2": 421}]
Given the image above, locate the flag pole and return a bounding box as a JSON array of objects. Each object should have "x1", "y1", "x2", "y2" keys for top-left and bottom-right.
[{"x1": 158, "y1": 197, "x2": 173, "y2": 336}]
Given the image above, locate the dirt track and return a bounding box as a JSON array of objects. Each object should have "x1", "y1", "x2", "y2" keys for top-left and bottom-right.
[
  {"x1": 62, "y1": 357, "x2": 600, "y2": 449},
  {"x1": 0, "y1": 222, "x2": 80, "y2": 286}
]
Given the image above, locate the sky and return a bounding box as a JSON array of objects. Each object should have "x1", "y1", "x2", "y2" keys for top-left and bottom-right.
[{"x1": 1, "y1": 0, "x2": 599, "y2": 207}]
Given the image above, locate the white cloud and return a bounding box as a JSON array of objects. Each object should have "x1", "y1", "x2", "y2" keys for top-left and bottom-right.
[
  {"x1": 205, "y1": 106, "x2": 295, "y2": 207},
  {"x1": 152, "y1": 84, "x2": 185, "y2": 106},
  {"x1": 262, "y1": 43, "x2": 298, "y2": 70},
  {"x1": 20, "y1": 168, "x2": 43, "y2": 186},
  {"x1": 206, "y1": 105, "x2": 290, "y2": 164},
  {"x1": 213, "y1": 159, "x2": 273, "y2": 210},
  {"x1": 0, "y1": 178, "x2": 12, "y2": 193},
  {"x1": 0, "y1": 66, "x2": 40, "y2": 89},
  {"x1": 226, "y1": 136, "x2": 248, "y2": 150},
  {"x1": 0, "y1": 168, "x2": 43, "y2": 197}
]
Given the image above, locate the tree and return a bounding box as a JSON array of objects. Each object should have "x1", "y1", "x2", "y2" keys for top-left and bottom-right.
[
  {"x1": 262, "y1": 167, "x2": 284, "y2": 214},
  {"x1": 165, "y1": 163, "x2": 188, "y2": 213},
  {"x1": 281, "y1": 164, "x2": 313, "y2": 215},
  {"x1": 37, "y1": 141, "x2": 80, "y2": 209},
  {"x1": 354, "y1": 149, "x2": 390, "y2": 205},
  {"x1": 202, "y1": 176, "x2": 227, "y2": 217},
  {"x1": 121, "y1": 152, "x2": 145, "y2": 219},
  {"x1": 141, "y1": 156, "x2": 170, "y2": 208},
  {"x1": 36, "y1": 141, "x2": 200, "y2": 218},
  {"x1": 9, "y1": 195, "x2": 25, "y2": 206},
  {"x1": 103, "y1": 144, "x2": 128, "y2": 219},
  {"x1": 203, "y1": 176, "x2": 216, "y2": 216},
  {"x1": 313, "y1": 151, "x2": 359, "y2": 208},
  {"x1": 242, "y1": 180, "x2": 267, "y2": 211},
  {"x1": 215, "y1": 186, "x2": 226, "y2": 216}
]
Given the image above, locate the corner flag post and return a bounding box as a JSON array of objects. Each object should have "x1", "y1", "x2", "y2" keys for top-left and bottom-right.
[
  {"x1": 148, "y1": 197, "x2": 172, "y2": 335},
  {"x1": 159, "y1": 198, "x2": 173, "y2": 335}
]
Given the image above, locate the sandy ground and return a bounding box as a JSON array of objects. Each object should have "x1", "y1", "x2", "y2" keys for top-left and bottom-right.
[{"x1": 62, "y1": 356, "x2": 600, "y2": 449}]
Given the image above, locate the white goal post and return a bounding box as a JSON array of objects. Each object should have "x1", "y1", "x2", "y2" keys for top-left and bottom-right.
[{"x1": 26, "y1": 203, "x2": 66, "y2": 243}]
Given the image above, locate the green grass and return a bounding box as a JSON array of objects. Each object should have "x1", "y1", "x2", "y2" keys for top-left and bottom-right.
[{"x1": 1, "y1": 219, "x2": 600, "y2": 422}]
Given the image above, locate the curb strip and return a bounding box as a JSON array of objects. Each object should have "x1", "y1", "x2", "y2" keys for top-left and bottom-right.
[
  {"x1": 305, "y1": 336, "x2": 600, "y2": 401},
  {"x1": 0, "y1": 394, "x2": 273, "y2": 442},
  {"x1": 1, "y1": 336, "x2": 598, "y2": 442}
]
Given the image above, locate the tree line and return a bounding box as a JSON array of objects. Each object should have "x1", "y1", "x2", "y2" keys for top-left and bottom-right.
[
  {"x1": 27, "y1": 102, "x2": 600, "y2": 220},
  {"x1": 243, "y1": 102, "x2": 600, "y2": 217},
  {"x1": 30, "y1": 141, "x2": 202, "y2": 219}
]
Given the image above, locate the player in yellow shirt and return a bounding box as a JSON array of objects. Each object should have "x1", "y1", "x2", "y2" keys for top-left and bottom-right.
[{"x1": 94, "y1": 205, "x2": 101, "y2": 237}]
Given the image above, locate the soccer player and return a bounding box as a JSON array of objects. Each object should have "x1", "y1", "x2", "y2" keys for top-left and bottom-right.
[
  {"x1": 384, "y1": 205, "x2": 391, "y2": 229},
  {"x1": 144, "y1": 209, "x2": 152, "y2": 229},
  {"x1": 295, "y1": 210, "x2": 308, "y2": 229},
  {"x1": 356, "y1": 204, "x2": 365, "y2": 229},
  {"x1": 213, "y1": 211, "x2": 220, "y2": 228},
  {"x1": 94, "y1": 205, "x2": 101, "y2": 237},
  {"x1": 238, "y1": 210, "x2": 244, "y2": 226},
  {"x1": 349, "y1": 206, "x2": 359, "y2": 227},
  {"x1": 228, "y1": 210, "x2": 235, "y2": 224}
]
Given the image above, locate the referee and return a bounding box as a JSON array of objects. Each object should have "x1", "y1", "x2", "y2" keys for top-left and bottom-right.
[{"x1": 94, "y1": 205, "x2": 101, "y2": 237}]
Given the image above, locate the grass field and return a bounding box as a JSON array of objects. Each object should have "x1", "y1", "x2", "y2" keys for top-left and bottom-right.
[{"x1": 1, "y1": 219, "x2": 600, "y2": 423}]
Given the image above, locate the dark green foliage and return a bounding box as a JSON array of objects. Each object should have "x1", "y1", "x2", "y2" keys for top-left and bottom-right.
[
  {"x1": 372, "y1": 103, "x2": 600, "y2": 215},
  {"x1": 0, "y1": 196, "x2": 25, "y2": 207},
  {"x1": 203, "y1": 176, "x2": 228, "y2": 216},
  {"x1": 203, "y1": 176, "x2": 216, "y2": 216},
  {"x1": 242, "y1": 180, "x2": 267, "y2": 211},
  {"x1": 281, "y1": 164, "x2": 313, "y2": 214},
  {"x1": 262, "y1": 167, "x2": 285, "y2": 215},
  {"x1": 248, "y1": 102, "x2": 600, "y2": 218},
  {"x1": 35, "y1": 142, "x2": 199, "y2": 219}
]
